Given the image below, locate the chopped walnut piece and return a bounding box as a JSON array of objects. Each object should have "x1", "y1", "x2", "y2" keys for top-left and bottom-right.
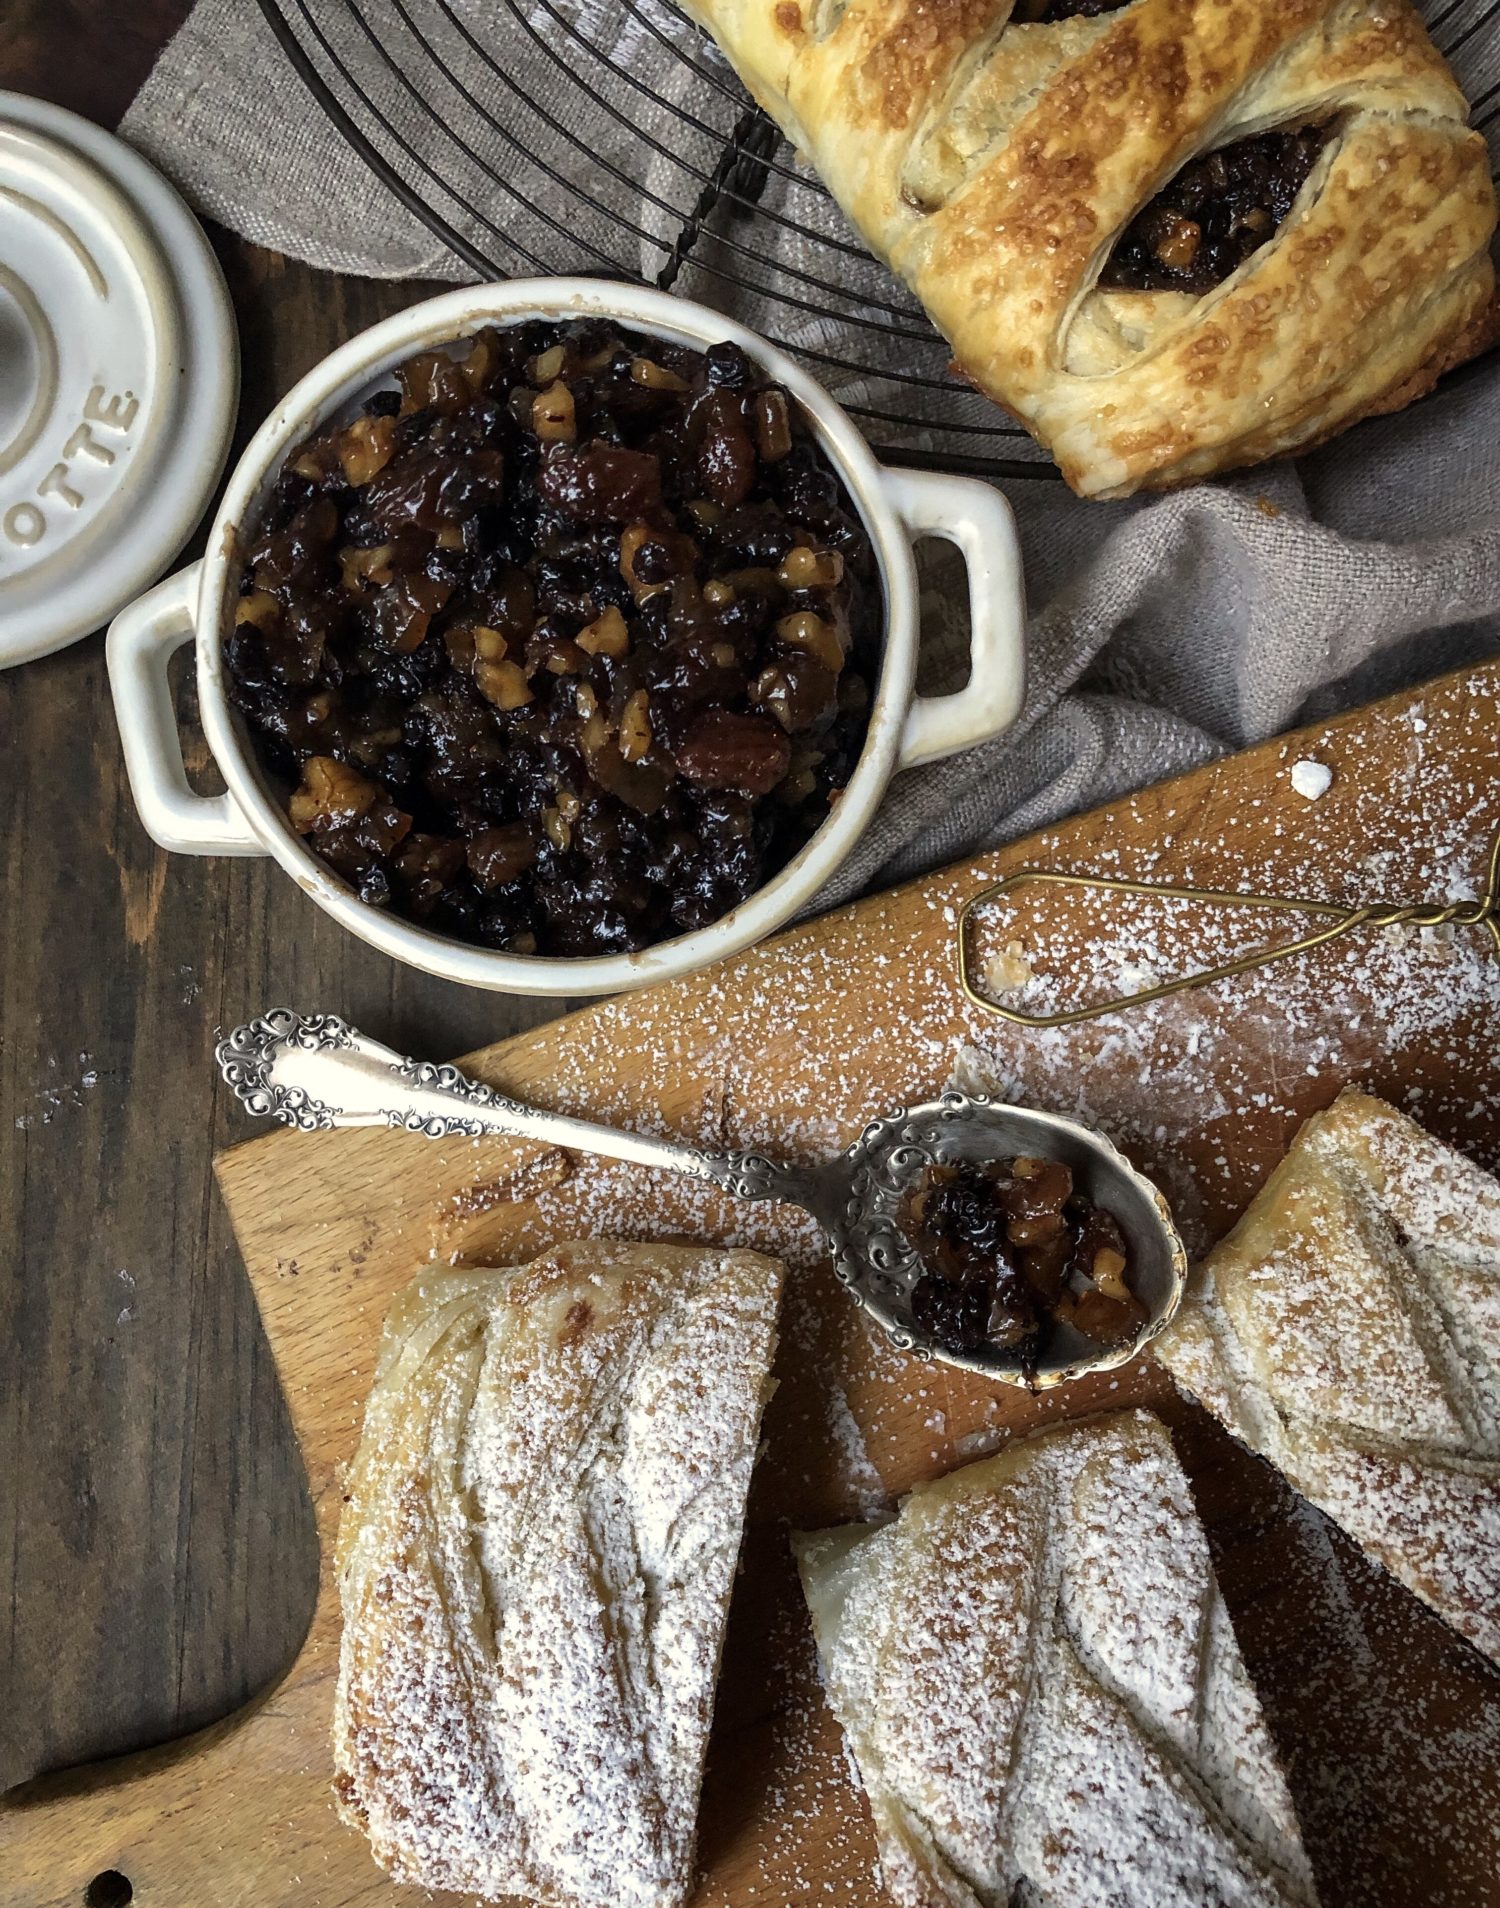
[
  {"x1": 576, "y1": 605, "x2": 629, "y2": 657},
  {"x1": 1091, "y1": 1246, "x2": 1131, "y2": 1303},
  {"x1": 528, "y1": 343, "x2": 566, "y2": 385},
  {"x1": 339, "y1": 544, "x2": 396, "y2": 593},
  {"x1": 775, "y1": 610, "x2": 846, "y2": 674},
  {"x1": 289, "y1": 756, "x2": 379, "y2": 832},
  {"x1": 289, "y1": 445, "x2": 336, "y2": 484},
  {"x1": 751, "y1": 657, "x2": 837, "y2": 731},
  {"x1": 531, "y1": 380, "x2": 576, "y2": 442},
  {"x1": 1152, "y1": 213, "x2": 1202, "y2": 272},
  {"x1": 619, "y1": 522, "x2": 674, "y2": 602},
  {"x1": 336, "y1": 413, "x2": 397, "y2": 486},
  {"x1": 619, "y1": 690, "x2": 653, "y2": 762},
  {"x1": 461, "y1": 329, "x2": 501, "y2": 391},
  {"x1": 779, "y1": 545, "x2": 845, "y2": 590},
  {"x1": 474, "y1": 659, "x2": 533, "y2": 710},
  {"x1": 235, "y1": 590, "x2": 281, "y2": 631},
  {"x1": 630, "y1": 357, "x2": 689, "y2": 392}
]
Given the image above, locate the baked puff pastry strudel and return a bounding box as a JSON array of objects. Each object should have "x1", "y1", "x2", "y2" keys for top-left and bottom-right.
[
  {"x1": 795, "y1": 1411, "x2": 1319, "y2": 1908},
  {"x1": 678, "y1": 0, "x2": 1499, "y2": 497},
  {"x1": 332, "y1": 1241, "x2": 783, "y2": 1908},
  {"x1": 1158, "y1": 1088, "x2": 1500, "y2": 1666}
]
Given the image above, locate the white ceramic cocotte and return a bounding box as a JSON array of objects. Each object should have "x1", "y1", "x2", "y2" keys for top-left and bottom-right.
[{"x1": 108, "y1": 279, "x2": 1026, "y2": 995}]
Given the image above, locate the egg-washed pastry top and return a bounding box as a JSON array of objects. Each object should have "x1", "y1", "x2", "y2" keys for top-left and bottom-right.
[{"x1": 676, "y1": 0, "x2": 1498, "y2": 496}]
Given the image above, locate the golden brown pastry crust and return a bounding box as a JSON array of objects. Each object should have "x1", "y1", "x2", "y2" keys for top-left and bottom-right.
[
  {"x1": 795, "y1": 1411, "x2": 1319, "y2": 1907},
  {"x1": 679, "y1": 0, "x2": 1497, "y2": 496},
  {"x1": 1158, "y1": 1089, "x2": 1500, "y2": 1665},
  {"x1": 332, "y1": 1240, "x2": 783, "y2": 1908}
]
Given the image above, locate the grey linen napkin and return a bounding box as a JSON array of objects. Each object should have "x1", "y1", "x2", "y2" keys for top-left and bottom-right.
[{"x1": 121, "y1": 0, "x2": 1500, "y2": 906}]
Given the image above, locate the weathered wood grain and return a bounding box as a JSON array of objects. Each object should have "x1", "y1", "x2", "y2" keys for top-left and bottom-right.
[
  {"x1": 0, "y1": 40, "x2": 562, "y2": 1794},
  {"x1": 4, "y1": 666, "x2": 1496, "y2": 1908}
]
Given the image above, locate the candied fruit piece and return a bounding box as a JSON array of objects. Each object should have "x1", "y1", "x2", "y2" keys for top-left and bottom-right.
[
  {"x1": 697, "y1": 390, "x2": 757, "y2": 507},
  {"x1": 538, "y1": 443, "x2": 663, "y2": 524},
  {"x1": 467, "y1": 824, "x2": 538, "y2": 890},
  {"x1": 531, "y1": 380, "x2": 576, "y2": 443},
  {"x1": 474, "y1": 659, "x2": 533, "y2": 711},
  {"x1": 676, "y1": 709, "x2": 791, "y2": 796},
  {"x1": 337, "y1": 414, "x2": 396, "y2": 487}
]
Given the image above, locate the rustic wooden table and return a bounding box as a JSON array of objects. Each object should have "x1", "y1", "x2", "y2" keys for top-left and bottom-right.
[{"x1": 0, "y1": 4, "x2": 567, "y2": 1791}]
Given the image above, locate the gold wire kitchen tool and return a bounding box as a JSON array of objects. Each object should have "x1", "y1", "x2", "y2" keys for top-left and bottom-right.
[{"x1": 958, "y1": 822, "x2": 1500, "y2": 1030}]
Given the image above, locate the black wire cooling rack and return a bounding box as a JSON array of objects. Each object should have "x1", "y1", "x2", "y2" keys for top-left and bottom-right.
[{"x1": 256, "y1": 0, "x2": 1500, "y2": 479}]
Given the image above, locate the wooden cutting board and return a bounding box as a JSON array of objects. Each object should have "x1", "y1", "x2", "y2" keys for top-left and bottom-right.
[{"x1": 6, "y1": 663, "x2": 1500, "y2": 1908}]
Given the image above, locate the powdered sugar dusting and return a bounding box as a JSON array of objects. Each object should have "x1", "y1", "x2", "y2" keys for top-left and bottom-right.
[
  {"x1": 796, "y1": 1413, "x2": 1316, "y2": 1906},
  {"x1": 334, "y1": 1241, "x2": 781, "y2": 1906},
  {"x1": 1158, "y1": 1089, "x2": 1500, "y2": 1665},
  {"x1": 956, "y1": 770, "x2": 1498, "y2": 1257},
  {"x1": 1201, "y1": 1473, "x2": 1500, "y2": 1908},
  {"x1": 320, "y1": 679, "x2": 1500, "y2": 1903},
  {"x1": 824, "y1": 1386, "x2": 887, "y2": 1519}
]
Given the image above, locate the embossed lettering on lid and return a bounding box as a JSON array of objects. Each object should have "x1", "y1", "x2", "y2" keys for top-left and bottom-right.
[{"x1": 0, "y1": 91, "x2": 237, "y2": 668}]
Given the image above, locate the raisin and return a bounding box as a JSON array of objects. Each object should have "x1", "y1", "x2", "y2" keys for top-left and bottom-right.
[{"x1": 706, "y1": 340, "x2": 750, "y2": 388}]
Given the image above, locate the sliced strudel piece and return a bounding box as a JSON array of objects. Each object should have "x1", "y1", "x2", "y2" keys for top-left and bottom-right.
[
  {"x1": 1158, "y1": 1087, "x2": 1500, "y2": 1665},
  {"x1": 333, "y1": 1240, "x2": 783, "y2": 1908},
  {"x1": 795, "y1": 1411, "x2": 1318, "y2": 1907}
]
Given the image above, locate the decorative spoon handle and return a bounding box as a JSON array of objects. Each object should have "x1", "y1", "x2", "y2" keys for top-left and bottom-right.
[{"x1": 215, "y1": 1009, "x2": 814, "y2": 1206}]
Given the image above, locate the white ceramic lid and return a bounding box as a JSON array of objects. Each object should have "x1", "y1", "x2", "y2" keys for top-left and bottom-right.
[{"x1": 0, "y1": 92, "x2": 237, "y2": 669}]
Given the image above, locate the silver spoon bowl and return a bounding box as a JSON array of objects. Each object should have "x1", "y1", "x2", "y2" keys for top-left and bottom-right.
[{"x1": 217, "y1": 1008, "x2": 1188, "y2": 1388}]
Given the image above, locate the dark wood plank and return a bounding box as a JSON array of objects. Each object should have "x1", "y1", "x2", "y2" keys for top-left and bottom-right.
[
  {"x1": 0, "y1": 0, "x2": 196, "y2": 130},
  {"x1": 0, "y1": 34, "x2": 563, "y2": 1790}
]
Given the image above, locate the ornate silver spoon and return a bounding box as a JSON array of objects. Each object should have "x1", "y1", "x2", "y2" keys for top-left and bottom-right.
[{"x1": 216, "y1": 1008, "x2": 1187, "y2": 1388}]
